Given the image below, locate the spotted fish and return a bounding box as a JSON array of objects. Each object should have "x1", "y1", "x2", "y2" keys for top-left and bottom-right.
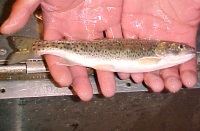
[{"x1": 8, "y1": 36, "x2": 195, "y2": 73}]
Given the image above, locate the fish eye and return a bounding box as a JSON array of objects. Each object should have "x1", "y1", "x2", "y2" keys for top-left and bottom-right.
[{"x1": 179, "y1": 44, "x2": 184, "y2": 49}]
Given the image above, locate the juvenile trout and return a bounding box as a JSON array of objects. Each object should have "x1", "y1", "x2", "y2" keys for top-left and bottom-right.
[{"x1": 8, "y1": 37, "x2": 195, "y2": 73}]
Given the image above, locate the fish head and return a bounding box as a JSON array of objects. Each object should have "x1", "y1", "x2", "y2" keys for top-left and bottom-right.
[{"x1": 155, "y1": 41, "x2": 196, "y2": 62}]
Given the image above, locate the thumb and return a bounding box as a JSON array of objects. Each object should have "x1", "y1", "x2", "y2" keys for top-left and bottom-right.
[{"x1": 1, "y1": 0, "x2": 41, "y2": 34}]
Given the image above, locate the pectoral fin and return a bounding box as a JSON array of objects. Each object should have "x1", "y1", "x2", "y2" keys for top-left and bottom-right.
[
  {"x1": 56, "y1": 59, "x2": 79, "y2": 67},
  {"x1": 93, "y1": 64, "x2": 115, "y2": 71},
  {"x1": 139, "y1": 57, "x2": 160, "y2": 65}
]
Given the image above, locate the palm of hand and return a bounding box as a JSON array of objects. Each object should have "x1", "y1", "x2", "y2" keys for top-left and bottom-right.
[{"x1": 41, "y1": 0, "x2": 122, "y2": 39}]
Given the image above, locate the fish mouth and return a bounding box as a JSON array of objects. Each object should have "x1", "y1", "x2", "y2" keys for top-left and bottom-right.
[
  {"x1": 173, "y1": 49, "x2": 196, "y2": 61},
  {"x1": 159, "y1": 49, "x2": 196, "y2": 61},
  {"x1": 179, "y1": 48, "x2": 196, "y2": 56}
]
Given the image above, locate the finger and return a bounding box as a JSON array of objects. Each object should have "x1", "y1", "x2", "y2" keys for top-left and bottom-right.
[
  {"x1": 118, "y1": 73, "x2": 130, "y2": 80},
  {"x1": 70, "y1": 66, "x2": 93, "y2": 101},
  {"x1": 122, "y1": 23, "x2": 144, "y2": 83},
  {"x1": 144, "y1": 71, "x2": 164, "y2": 92},
  {"x1": 121, "y1": 6, "x2": 139, "y2": 40},
  {"x1": 1, "y1": 0, "x2": 41, "y2": 34},
  {"x1": 43, "y1": 28, "x2": 72, "y2": 87},
  {"x1": 131, "y1": 73, "x2": 144, "y2": 83},
  {"x1": 96, "y1": 24, "x2": 122, "y2": 97},
  {"x1": 96, "y1": 70, "x2": 116, "y2": 97},
  {"x1": 45, "y1": 55, "x2": 72, "y2": 87},
  {"x1": 179, "y1": 58, "x2": 197, "y2": 88},
  {"x1": 105, "y1": 23, "x2": 123, "y2": 38},
  {"x1": 160, "y1": 66, "x2": 182, "y2": 92}
]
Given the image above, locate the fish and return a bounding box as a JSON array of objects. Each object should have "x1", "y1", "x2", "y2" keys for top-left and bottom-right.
[{"x1": 7, "y1": 36, "x2": 196, "y2": 73}]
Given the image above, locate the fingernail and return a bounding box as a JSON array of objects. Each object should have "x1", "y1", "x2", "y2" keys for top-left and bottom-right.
[
  {"x1": 181, "y1": 71, "x2": 197, "y2": 88},
  {"x1": 165, "y1": 77, "x2": 181, "y2": 93}
]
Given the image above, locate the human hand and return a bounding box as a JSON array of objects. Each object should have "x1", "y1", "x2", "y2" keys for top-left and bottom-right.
[
  {"x1": 120, "y1": 0, "x2": 200, "y2": 92},
  {"x1": 1, "y1": 0, "x2": 123, "y2": 101}
]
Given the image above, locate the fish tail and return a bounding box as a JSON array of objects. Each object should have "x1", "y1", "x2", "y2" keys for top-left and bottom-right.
[{"x1": 8, "y1": 36, "x2": 38, "y2": 64}]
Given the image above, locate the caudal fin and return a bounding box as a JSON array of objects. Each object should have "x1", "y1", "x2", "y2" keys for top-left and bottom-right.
[{"x1": 8, "y1": 36, "x2": 38, "y2": 64}]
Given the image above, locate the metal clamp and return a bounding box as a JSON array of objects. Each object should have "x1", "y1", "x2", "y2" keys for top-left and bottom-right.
[{"x1": 0, "y1": 60, "x2": 48, "y2": 74}]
